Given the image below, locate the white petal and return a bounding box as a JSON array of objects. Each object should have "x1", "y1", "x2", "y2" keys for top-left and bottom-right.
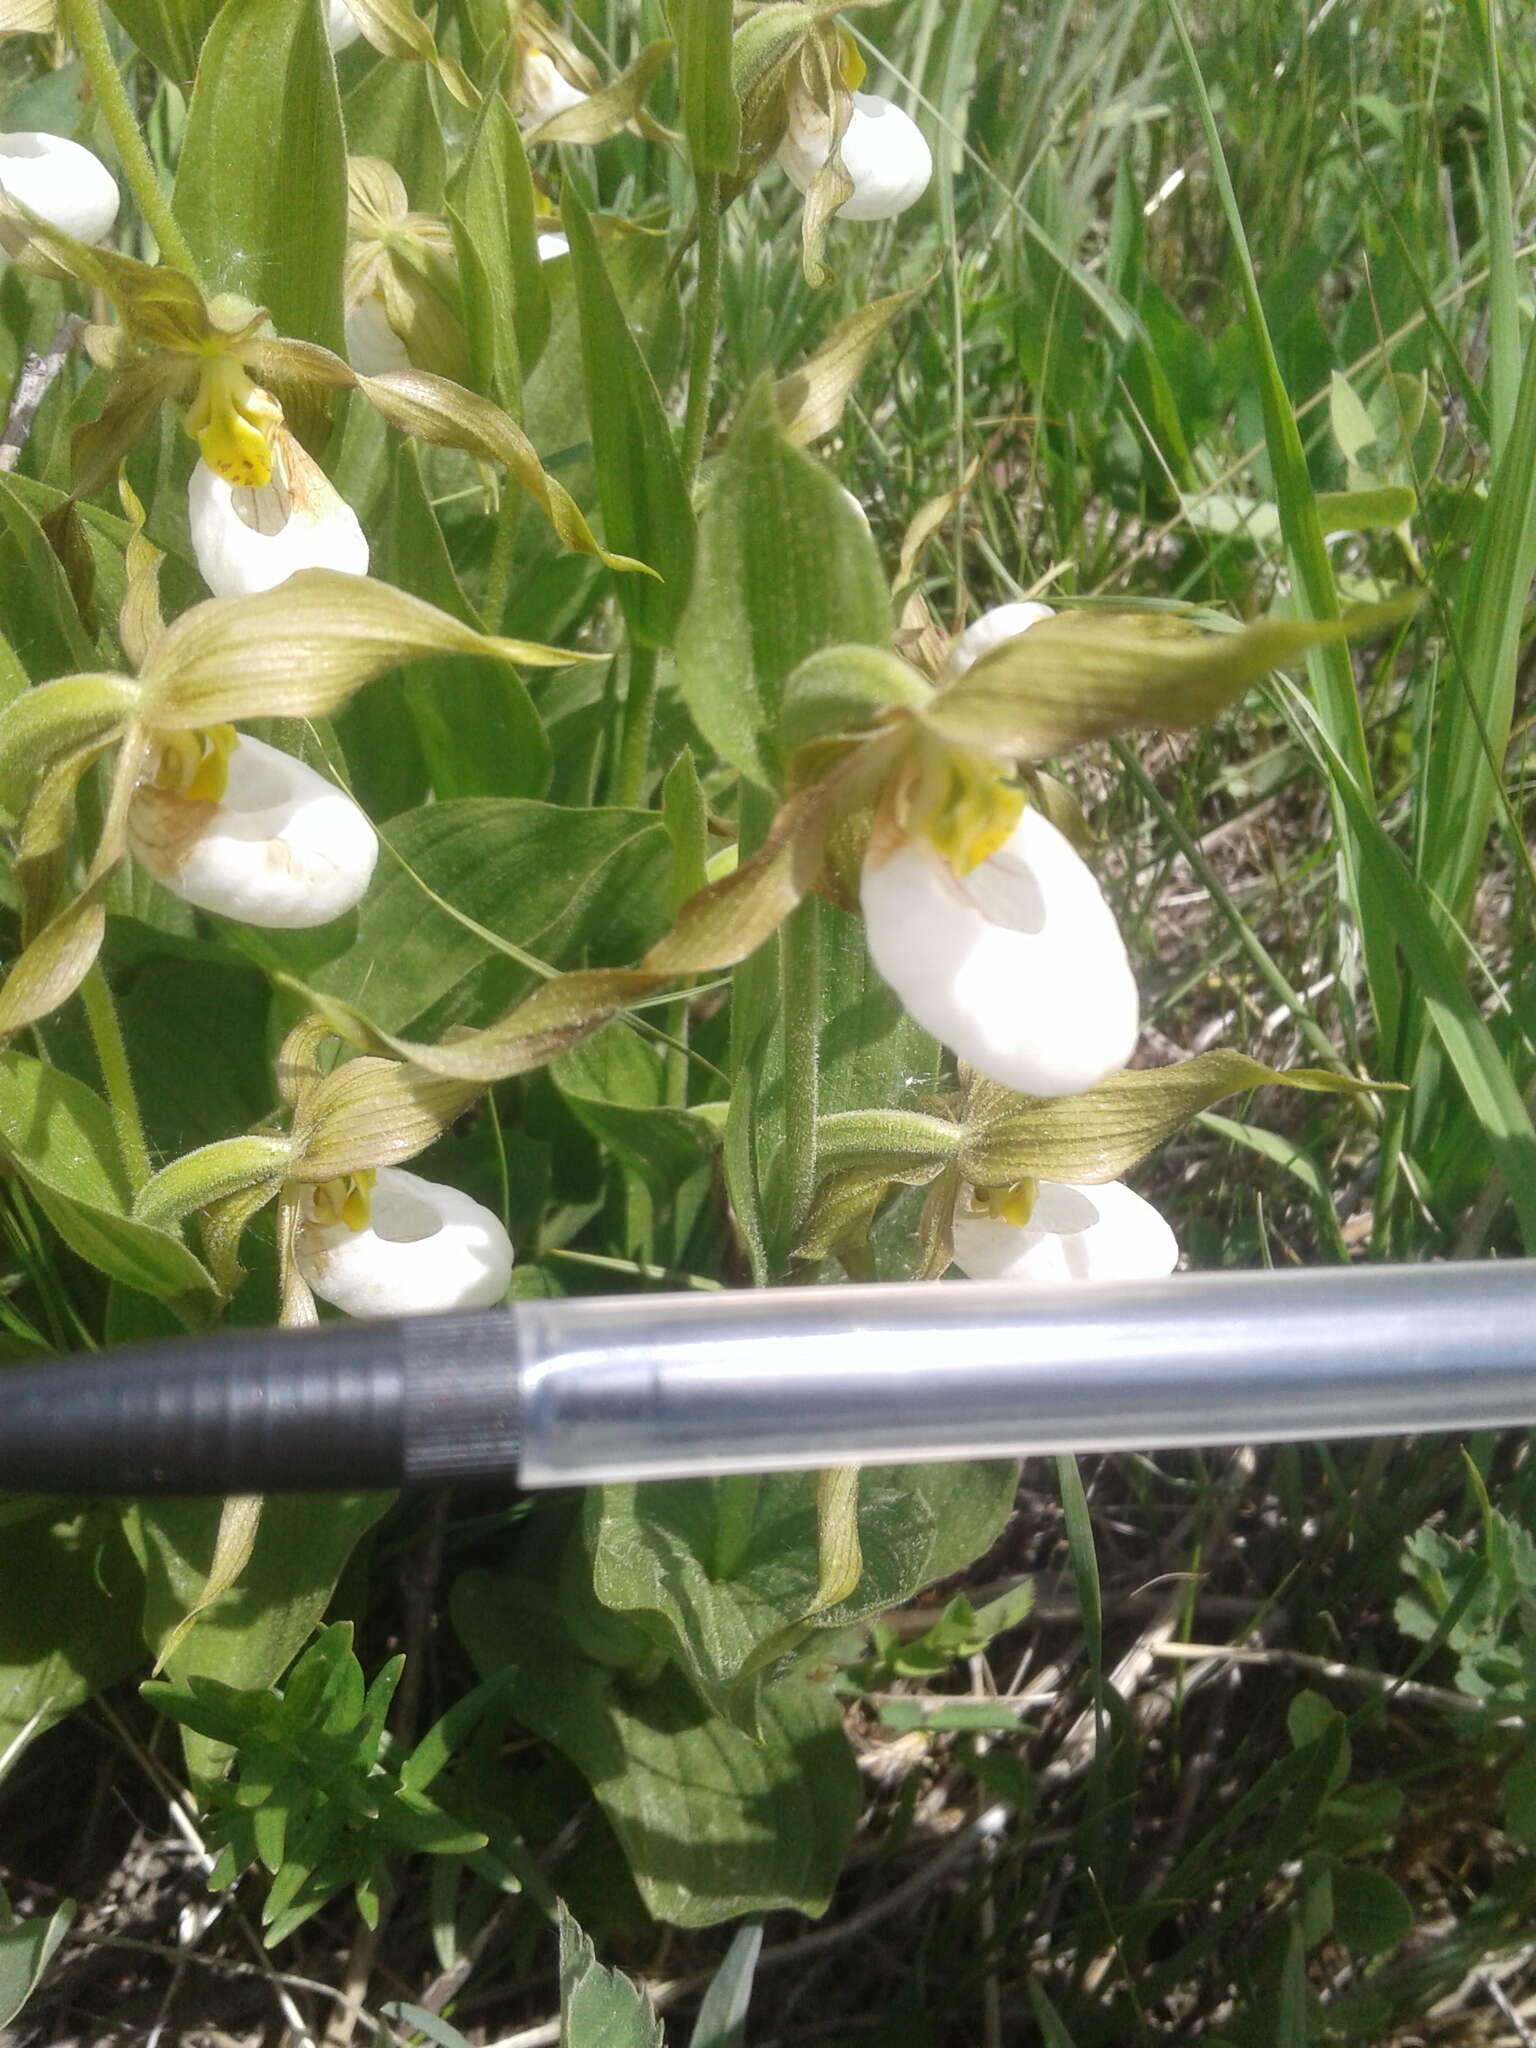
[
  {"x1": 188, "y1": 440, "x2": 369, "y2": 598},
  {"x1": 128, "y1": 734, "x2": 379, "y2": 929},
  {"x1": 948, "y1": 602, "x2": 1056, "y2": 677},
  {"x1": 0, "y1": 132, "x2": 119, "y2": 244},
  {"x1": 344, "y1": 290, "x2": 412, "y2": 375},
  {"x1": 776, "y1": 92, "x2": 932, "y2": 222},
  {"x1": 296, "y1": 1166, "x2": 514, "y2": 1319},
  {"x1": 535, "y1": 230, "x2": 570, "y2": 262},
  {"x1": 520, "y1": 50, "x2": 589, "y2": 126},
  {"x1": 839, "y1": 484, "x2": 871, "y2": 532},
  {"x1": 325, "y1": 0, "x2": 363, "y2": 51},
  {"x1": 952, "y1": 1180, "x2": 1178, "y2": 1285},
  {"x1": 860, "y1": 805, "x2": 1138, "y2": 1095}
]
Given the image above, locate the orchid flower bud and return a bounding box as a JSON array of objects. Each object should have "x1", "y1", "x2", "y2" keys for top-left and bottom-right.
[
  {"x1": 519, "y1": 46, "x2": 589, "y2": 127},
  {"x1": 128, "y1": 731, "x2": 378, "y2": 929},
  {"x1": 948, "y1": 602, "x2": 1057, "y2": 677},
  {"x1": 777, "y1": 92, "x2": 932, "y2": 222},
  {"x1": 951, "y1": 1179, "x2": 1178, "y2": 1286},
  {"x1": 294, "y1": 1166, "x2": 514, "y2": 1318},
  {"x1": 0, "y1": 131, "x2": 119, "y2": 244},
  {"x1": 188, "y1": 427, "x2": 369, "y2": 597},
  {"x1": 325, "y1": 0, "x2": 364, "y2": 52}
]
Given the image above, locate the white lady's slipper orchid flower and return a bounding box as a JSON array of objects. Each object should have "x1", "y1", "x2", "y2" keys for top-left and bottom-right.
[
  {"x1": 188, "y1": 427, "x2": 368, "y2": 597},
  {"x1": 520, "y1": 47, "x2": 589, "y2": 127},
  {"x1": 325, "y1": 0, "x2": 364, "y2": 52},
  {"x1": 839, "y1": 484, "x2": 871, "y2": 532},
  {"x1": 777, "y1": 92, "x2": 933, "y2": 222},
  {"x1": 127, "y1": 731, "x2": 378, "y2": 929},
  {"x1": 952, "y1": 1179, "x2": 1178, "y2": 1286},
  {"x1": 948, "y1": 602, "x2": 1057, "y2": 677},
  {"x1": 295, "y1": 1167, "x2": 514, "y2": 1318},
  {"x1": 344, "y1": 289, "x2": 412, "y2": 375},
  {"x1": 535, "y1": 229, "x2": 570, "y2": 262},
  {"x1": 0, "y1": 131, "x2": 119, "y2": 244},
  {"x1": 860, "y1": 799, "x2": 1139, "y2": 1097}
]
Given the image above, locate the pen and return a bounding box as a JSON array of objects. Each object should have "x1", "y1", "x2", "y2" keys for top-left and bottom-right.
[{"x1": 1, "y1": 1261, "x2": 1531, "y2": 1495}]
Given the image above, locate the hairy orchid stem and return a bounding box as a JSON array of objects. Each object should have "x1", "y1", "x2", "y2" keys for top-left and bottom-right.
[
  {"x1": 612, "y1": 640, "x2": 658, "y2": 808},
  {"x1": 680, "y1": 171, "x2": 722, "y2": 492},
  {"x1": 61, "y1": 0, "x2": 199, "y2": 278},
  {"x1": 80, "y1": 963, "x2": 152, "y2": 1195},
  {"x1": 780, "y1": 896, "x2": 821, "y2": 1257}
]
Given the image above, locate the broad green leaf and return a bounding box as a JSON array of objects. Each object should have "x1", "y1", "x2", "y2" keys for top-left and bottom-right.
[
  {"x1": 454, "y1": 1573, "x2": 860, "y2": 1925},
  {"x1": 0, "y1": 1505, "x2": 146, "y2": 1775},
  {"x1": 343, "y1": 42, "x2": 448, "y2": 209},
  {"x1": 558, "y1": 1903, "x2": 663, "y2": 2048},
  {"x1": 672, "y1": 0, "x2": 741, "y2": 174},
  {"x1": 552, "y1": 1022, "x2": 718, "y2": 1199},
  {"x1": 675, "y1": 379, "x2": 890, "y2": 787},
  {"x1": 1331, "y1": 1867, "x2": 1413, "y2": 1957},
  {"x1": 0, "y1": 1894, "x2": 74, "y2": 2027},
  {"x1": 373, "y1": 448, "x2": 553, "y2": 801},
  {"x1": 587, "y1": 1462, "x2": 1017, "y2": 1715},
  {"x1": 0, "y1": 1052, "x2": 217, "y2": 1309},
  {"x1": 173, "y1": 0, "x2": 348, "y2": 352},
  {"x1": 447, "y1": 91, "x2": 545, "y2": 414},
  {"x1": 104, "y1": 0, "x2": 223, "y2": 81},
  {"x1": 560, "y1": 181, "x2": 694, "y2": 648},
  {"x1": 123, "y1": 1495, "x2": 389, "y2": 1781},
  {"x1": 290, "y1": 798, "x2": 673, "y2": 1034},
  {"x1": 0, "y1": 474, "x2": 98, "y2": 679}
]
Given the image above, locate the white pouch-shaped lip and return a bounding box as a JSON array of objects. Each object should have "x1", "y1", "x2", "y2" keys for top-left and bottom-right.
[
  {"x1": 948, "y1": 602, "x2": 1057, "y2": 677},
  {"x1": 188, "y1": 431, "x2": 370, "y2": 598},
  {"x1": 951, "y1": 1180, "x2": 1178, "y2": 1285},
  {"x1": 0, "y1": 131, "x2": 119, "y2": 244},
  {"x1": 128, "y1": 734, "x2": 379, "y2": 930},
  {"x1": 325, "y1": 0, "x2": 363, "y2": 52},
  {"x1": 344, "y1": 290, "x2": 412, "y2": 376},
  {"x1": 295, "y1": 1166, "x2": 515, "y2": 1319},
  {"x1": 520, "y1": 49, "x2": 589, "y2": 126},
  {"x1": 777, "y1": 92, "x2": 933, "y2": 222},
  {"x1": 860, "y1": 803, "x2": 1139, "y2": 1097}
]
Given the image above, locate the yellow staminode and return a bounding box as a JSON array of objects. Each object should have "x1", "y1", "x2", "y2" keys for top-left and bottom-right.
[
  {"x1": 151, "y1": 724, "x2": 238, "y2": 805},
  {"x1": 972, "y1": 1179, "x2": 1038, "y2": 1229},
  {"x1": 835, "y1": 25, "x2": 867, "y2": 89},
  {"x1": 309, "y1": 1169, "x2": 377, "y2": 1234},
  {"x1": 183, "y1": 356, "x2": 284, "y2": 488},
  {"x1": 909, "y1": 745, "x2": 1026, "y2": 875}
]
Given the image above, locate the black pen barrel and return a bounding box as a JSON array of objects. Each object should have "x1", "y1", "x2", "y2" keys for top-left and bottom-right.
[{"x1": 0, "y1": 1313, "x2": 522, "y2": 1495}]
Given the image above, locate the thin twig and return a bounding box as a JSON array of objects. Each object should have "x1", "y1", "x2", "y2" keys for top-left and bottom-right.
[{"x1": 0, "y1": 314, "x2": 80, "y2": 471}]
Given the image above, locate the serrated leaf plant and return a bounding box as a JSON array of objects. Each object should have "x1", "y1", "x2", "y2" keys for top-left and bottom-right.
[{"x1": 0, "y1": 1, "x2": 1514, "y2": 2038}]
